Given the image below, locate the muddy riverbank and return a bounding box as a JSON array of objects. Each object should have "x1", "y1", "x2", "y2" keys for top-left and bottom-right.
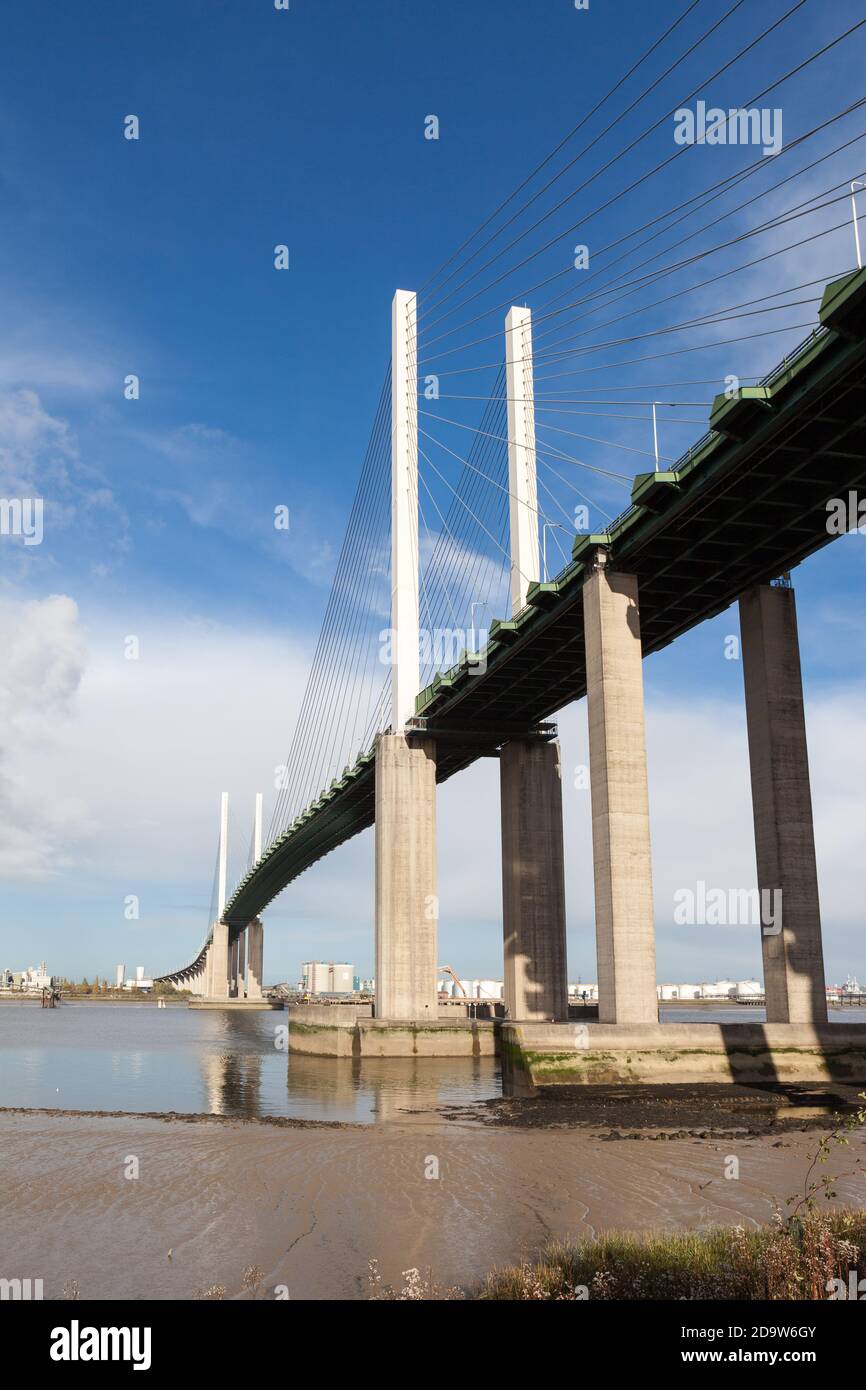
[{"x1": 3, "y1": 1094, "x2": 865, "y2": 1300}]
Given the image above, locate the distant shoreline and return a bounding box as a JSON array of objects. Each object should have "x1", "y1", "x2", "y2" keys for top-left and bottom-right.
[
  {"x1": 0, "y1": 994, "x2": 189, "y2": 1005},
  {"x1": 658, "y1": 997, "x2": 753, "y2": 1007}
]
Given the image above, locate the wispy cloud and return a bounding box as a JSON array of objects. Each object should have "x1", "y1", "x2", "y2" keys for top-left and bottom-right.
[{"x1": 0, "y1": 389, "x2": 130, "y2": 573}]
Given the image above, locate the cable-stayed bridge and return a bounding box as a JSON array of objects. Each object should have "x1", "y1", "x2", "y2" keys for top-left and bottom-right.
[{"x1": 158, "y1": 1, "x2": 866, "y2": 1045}]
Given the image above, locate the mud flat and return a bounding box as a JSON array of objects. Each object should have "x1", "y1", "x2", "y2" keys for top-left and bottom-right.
[{"x1": 2, "y1": 1091, "x2": 866, "y2": 1300}]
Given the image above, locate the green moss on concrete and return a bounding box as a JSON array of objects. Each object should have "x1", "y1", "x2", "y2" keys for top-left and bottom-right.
[
  {"x1": 505, "y1": 1039, "x2": 866, "y2": 1086},
  {"x1": 288, "y1": 1021, "x2": 356, "y2": 1036}
]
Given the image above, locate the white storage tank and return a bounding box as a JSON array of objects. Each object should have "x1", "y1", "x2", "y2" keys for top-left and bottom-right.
[{"x1": 733, "y1": 979, "x2": 763, "y2": 999}]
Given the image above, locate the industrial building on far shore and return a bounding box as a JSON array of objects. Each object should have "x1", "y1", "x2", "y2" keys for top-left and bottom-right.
[{"x1": 0, "y1": 962, "x2": 55, "y2": 993}]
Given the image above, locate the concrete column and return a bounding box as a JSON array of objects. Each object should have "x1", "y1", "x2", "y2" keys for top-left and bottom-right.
[
  {"x1": 204, "y1": 945, "x2": 213, "y2": 998},
  {"x1": 210, "y1": 921, "x2": 230, "y2": 1000},
  {"x1": 237, "y1": 930, "x2": 246, "y2": 998},
  {"x1": 375, "y1": 733, "x2": 438, "y2": 1021},
  {"x1": 739, "y1": 583, "x2": 827, "y2": 1023},
  {"x1": 247, "y1": 921, "x2": 263, "y2": 999},
  {"x1": 229, "y1": 936, "x2": 239, "y2": 997},
  {"x1": 500, "y1": 740, "x2": 568, "y2": 1021},
  {"x1": 583, "y1": 559, "x2": 658, "y2": 1024}
]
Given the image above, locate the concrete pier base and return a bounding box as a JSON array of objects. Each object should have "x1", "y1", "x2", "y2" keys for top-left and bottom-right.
[
  {"x1": 287, "y1": 1005, "x2": 496, "y2": 1057},
  {"x1": 375, "y1": 733, "x2": 438, "y2": 1023},
  {"x1": 740, "y1": 583, "x2": 828, "y2": 1023},
  {"x1": 500, "y1": 740, "x2": 568, "y2": 1021},
  {"x1": 583, "y1": 561, "x2": 658, "y2": 1024},
  {"x1": 189, "y1": 997, "x2": 281, "y2": 1011},
  {"x1": 503, "y1": 1022, "x2": 866, "y2": 1086}
]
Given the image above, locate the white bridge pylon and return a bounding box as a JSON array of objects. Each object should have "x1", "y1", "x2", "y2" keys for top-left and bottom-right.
[
  {"x1": 217, "y1": 790, "x2": 229, "y2": 918},
  {"x1": 505, "y1": 305, "x2": 540, "y2": 615},
  {"x1": 389, "y1": 292, "x2": 540, "y2": 726},
  {"x1": 216, "y1": 789, "x2": 263, "y2": 921},
  {"x1": 197, "y1": 790, "x2": 266, "y2": 1004},
  {"x1": 391, "y1": 289, "x2": 421, "y2": 732},
  {"x1": 380, "y1": 291, "x2": 558, "y2": 1025}
]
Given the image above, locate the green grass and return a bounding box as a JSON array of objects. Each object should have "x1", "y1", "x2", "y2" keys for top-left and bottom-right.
[{"x1": 476, "y1": 1210, "x2": 866, "y2": 1300}]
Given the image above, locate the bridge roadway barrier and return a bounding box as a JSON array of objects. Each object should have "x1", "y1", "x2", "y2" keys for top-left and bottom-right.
[
  {"x1": 501, "y1": 1022, "x2": 866, "y2": 1087},
  {"x1": 286, "y1": 1003, "x2": 498, "y2": 1058}
]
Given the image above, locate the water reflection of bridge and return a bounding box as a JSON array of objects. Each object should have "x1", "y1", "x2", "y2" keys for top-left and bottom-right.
[{"x1": 196, "y1": 1014, "x2": 496, "y2": 1122}]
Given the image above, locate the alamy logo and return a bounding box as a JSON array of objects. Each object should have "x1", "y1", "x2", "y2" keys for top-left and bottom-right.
[
  {"x1": 827, "y1": 1271, "x2": 866, "y2": 1300},
  {"x1": 826, "y1": 492, "x2": 866, "y2": 535},
  {"x1": 0, "y1": 1276, "x2": 43, "y2": 1300},
  {"x1": 50, "y1": 1321, "x2": 152, "y2": 1371},
  {"x1": 379, "y1": 625, "x2": 489, "y2": 675},
  {"x1": 0, "y1": 497, "x2": 43, "y2": 545},
  {"x1": 674, "y1": 102, "x2": 783, "y2": 157},
  {"x1": 674, "y1": 881, "x2": 782, "y2": 935}
]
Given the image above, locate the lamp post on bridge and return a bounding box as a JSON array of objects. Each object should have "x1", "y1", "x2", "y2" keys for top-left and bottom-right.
[
  {"x1": 851, "y1": 179, "x2": 865, "y2": 270},
  {"x1": 652, "y1": 401, "x2": 700, "y2": 471},
  {"x1": 542, "y1": 521, "x2": 572, "y2": 584}
]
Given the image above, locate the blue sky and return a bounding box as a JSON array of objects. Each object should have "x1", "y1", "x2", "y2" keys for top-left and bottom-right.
[{"x1": 2, "y1": 0, "x2": 866, "y2": 987}]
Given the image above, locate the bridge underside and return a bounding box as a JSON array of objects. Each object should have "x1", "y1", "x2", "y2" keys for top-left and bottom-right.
[
  {"x1": 221, "y1": 272, "x2": 866, "y2": 929},
  {"x1": 154, "y1": 943, "x2": 208, "y2": 988}
]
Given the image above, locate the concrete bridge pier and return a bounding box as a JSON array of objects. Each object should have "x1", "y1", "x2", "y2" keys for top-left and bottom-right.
[
  {"x1": 500, "y1": 739, "x2": 568, "y2": 1021},
  {"x1": 739, "y1": 582, "x2": 828, "y2": 1023},
  {"x1": 583, "y1": 554, "x2": 658, "y2": 1024},
  {"x1": 209, "y1": 921, "x2": 231, "y2": 1001},
  {"x1": 237, "y1": 930, "x2": 246, "y2": 998},
  {"x1": 246, "y1": 920, "x2": 263, "y2": 999},
  {"x1": 374, "y1": 732, "x2": 438, "y2": 1022},
  {"x1": 187, "y1": 919, "x2": 276, "y2": 1009}
]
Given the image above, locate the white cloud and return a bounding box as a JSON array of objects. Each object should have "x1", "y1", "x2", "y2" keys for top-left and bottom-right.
[
  {"x1": 0, "y1": 594, "x2": 91, "y2": 878},
  {"x1": 434, "y1": 677, "x2": 866, "y2": 986},
  {"x1": 0, "y1": 589, "x2": 863, "y2": 984},
  {"x1": 0, "y1": 593, "x2": 86, "y2": 731},
  {"x1": 0, "y1": 389, "x2": 129, "y2": 564},
  {"x1": 0, "y1": 388, "x2": 76, "y2": 494},
  {"x1": 130, "y1": 419, "x2": 341, "y2": 588},
  {"x1": 0, "y1": 351, "x2": 114, "y2": 397}
]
